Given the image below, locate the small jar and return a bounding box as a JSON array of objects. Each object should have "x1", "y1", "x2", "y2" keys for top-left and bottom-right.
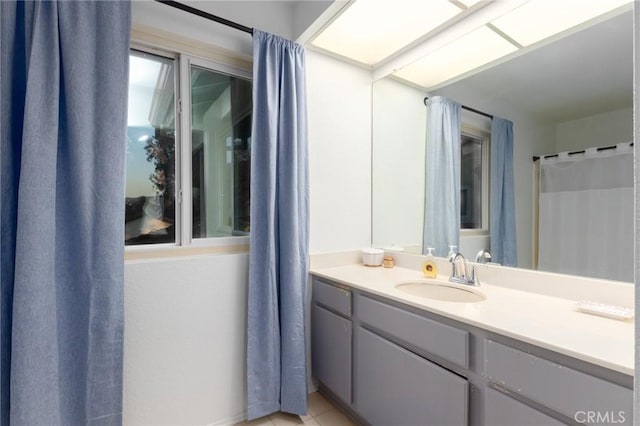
[{"x1": 383, "y1": 256, "x2": 395, "y2": 268}]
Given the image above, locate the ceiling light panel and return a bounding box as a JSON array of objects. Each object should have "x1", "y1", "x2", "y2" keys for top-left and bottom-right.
[
  {"x1": 491, "y1": 0, "x2": 632, "y2": 47},
  {"x1": 393, "y1": 25, "x2": 518, "y2": 88},
  {"x1": 311, "y1": 0, "x2": 464, "y2": 66}
]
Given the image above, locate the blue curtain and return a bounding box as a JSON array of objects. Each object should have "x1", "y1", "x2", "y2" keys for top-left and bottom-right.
[
  {"x1": 247, "y1": 30, "x2": 309, "y2": 420},
  {"x1": 490, "y1": 117, "x2": 517, "y2": 266},
  {"x1": 423, "y1": 96, "x2": 462, "y2": 256},
  {"x1": 1, "y1": 2, "x2": 130, "y2": 425}
]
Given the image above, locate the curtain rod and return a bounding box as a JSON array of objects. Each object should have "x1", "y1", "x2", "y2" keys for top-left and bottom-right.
[
  {"x1": 154, "y1": 0, "x2": 253, "y2": 35},
  {"x1": 532, "y1": 142, "x2": 634, "y2": 162},
  {"x1": 423, "y1": 96, "x2": 493, "y2": 120}
]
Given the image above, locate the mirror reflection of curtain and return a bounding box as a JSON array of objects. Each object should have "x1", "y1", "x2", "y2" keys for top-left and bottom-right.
[
  {"x1": 490, "y1": 117, "x2": 517, "y2": 266},
  {"x1": 423, "y1": 96, "x2": 461, "y2": 256},
  {"x1": 537, "y1": 145, "x2": 633, "y2": 282}
]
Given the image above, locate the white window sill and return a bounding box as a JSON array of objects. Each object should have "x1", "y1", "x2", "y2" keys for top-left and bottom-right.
[
  {"x1": 460, "y1": 229, "x2": 489, "y2": 237},
  {"x1": 125, "y1": 236, "x2": 249, "y2": 261}
]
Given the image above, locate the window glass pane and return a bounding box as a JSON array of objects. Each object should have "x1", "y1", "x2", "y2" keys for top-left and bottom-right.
[
  {"x1": 191, "y1": 66, "x2": 252, "y2": 238},
  {"x1": 460, "y1": 134, "x2": 482, "y2": 229},
  {"x1": 125, "y1": 51, "x2": 176, "y2": 245}
]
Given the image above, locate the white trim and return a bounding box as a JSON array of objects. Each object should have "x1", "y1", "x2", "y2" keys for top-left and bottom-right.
[
  {"x1": 632, "y1": 0, "x2": 639, "y2": 415},
  {"x1": 532, "y1": 160, "x2": 540, "y2": 269},
  {"x1": 124, "y1": 240, "x2": 249, "y2": 262},
  {"x1": 178, "y1": 53, "x2": 192, "y2": 246},
  {"x1": 211, "y1": 412, "x2": 247, "y2": 426},
  {"x1": 131, "y1": 24, "x2": 251, "y2": 73},
  {"x1": 190, "y1": 235, "x2": 250, "y2": 248},
  {"x1": 130, "y1": 43, "x2": 177, "y2": 62},
  {"x1": 296, "y1": 0, "x2": 355, "y2": 45},
  {"x1": 460, "y1": 229, "x2": 489, "y2": 237},
  {"x1": 125, "y1": 242, "x2": 177, "y2": 252},
  {"x1": 190, "y1": 55, "x2": 252, "y2": 81}
]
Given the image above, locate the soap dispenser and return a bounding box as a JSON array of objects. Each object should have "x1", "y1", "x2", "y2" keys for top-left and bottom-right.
[
  {"x1": 447, "y1": 245, "x2": 458, "y2": 261},
  {"x1": 423, "y1": 247, "x2": 438, "y2": 278}
]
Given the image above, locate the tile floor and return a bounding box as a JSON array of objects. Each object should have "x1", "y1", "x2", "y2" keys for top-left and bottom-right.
[{"x1": 235, "y1": 392, "x2": 356, "y2": 426}]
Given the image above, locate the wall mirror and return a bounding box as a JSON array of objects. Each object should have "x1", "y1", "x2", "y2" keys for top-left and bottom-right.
[{"x1": 372, "y1": 7, "x2": 633, "y2": 282}]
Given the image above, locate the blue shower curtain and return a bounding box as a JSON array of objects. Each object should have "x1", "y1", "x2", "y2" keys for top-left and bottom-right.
[
  {"x1": 1, "y1": 2, "x2": 130, "y2": 424},
  {"x1": 490, "y1": 117, "x2": 517, "y2": 266},
  {"x1": 423, "y1": 96, "x2": 462, "y2": 256},
  {"x1": 247, "y1": 30, "x2": 309, "y2": 420}
]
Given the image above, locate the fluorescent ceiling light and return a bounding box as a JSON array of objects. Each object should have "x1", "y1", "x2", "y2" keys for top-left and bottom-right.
[
  {"x1": 393, "y1": 26, "x2": 518, "y2": 88},
  {"x1": 311, "y1": 0, "x2": 630, "y2": 87},
  {"x1": 491, "y1": 0, "x2": 632, "y2": 46},
  {"x1": 371, "y1": 0, "x2": 527, "y2": 80},
  {"x1": 311, "y1": 0, "x2": 464, "y2": 65}
]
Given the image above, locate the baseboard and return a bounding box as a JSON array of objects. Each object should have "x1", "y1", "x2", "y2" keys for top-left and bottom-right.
[{"x1": 211, "y1": 411, "x2": 246, "y2": 426}]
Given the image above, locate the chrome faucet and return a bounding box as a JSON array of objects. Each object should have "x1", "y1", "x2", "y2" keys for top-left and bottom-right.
[
  {"x1": 468, "y1": 249, "x2": 492, "y2": 286},
  {"x1": 449, "y1": 250, "x2": 491, "y2": 286},
  {"x1": 475, "y1": 249, "x2": 492, "y2": 264},
  {"x1": 449, "y1": 252, "x2": 469, "y2": 285}
]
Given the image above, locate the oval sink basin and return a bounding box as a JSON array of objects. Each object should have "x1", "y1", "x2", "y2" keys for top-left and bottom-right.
[{"x1": 395, "y1": 281, "x2": 485, "y2": 303}]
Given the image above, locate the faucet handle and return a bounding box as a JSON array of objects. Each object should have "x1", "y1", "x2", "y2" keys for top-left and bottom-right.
[
  {"x1": 468, "y1": 264, "x2": 482, "y2": 285},
  {"x1": 475, "y1": 249, "x2": 492, "y2": 264},
  {"x1": 468, "y1": 262, "x2": 491, "y2": 286}
]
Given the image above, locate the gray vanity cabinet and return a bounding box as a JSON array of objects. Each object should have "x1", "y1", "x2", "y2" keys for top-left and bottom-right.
[
  {"x1": 310, "y1": 275, "x2": 632, "y2": 426},
  {"x1": 355, "y1": 327, "x2": 468, "y2": 426},
  {"x1": 311, "y1": 279, "x2": 352, "y2": 405}
]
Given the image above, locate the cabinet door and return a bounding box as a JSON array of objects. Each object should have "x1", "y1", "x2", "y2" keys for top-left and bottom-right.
[
  {"x1": 312, "y1": 305, "x2": 352, "y2": 404},
  {"x1": 485, "y1": 387, "x2": 565, "y2": 426},
  {"x1": 355, "y1": 327, "x2": 468, "y2": 426}
]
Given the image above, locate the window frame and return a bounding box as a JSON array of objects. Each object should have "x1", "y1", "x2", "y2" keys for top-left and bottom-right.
[
  {"x1": 460, "y1": 124, "x2": 490, "y2": 236},
  {"x1": 126, "y1": 41, "x2": 252, "y2": 254},
  {"x1": 185, "y1": 55, "x2": 252, "y2": 247}
]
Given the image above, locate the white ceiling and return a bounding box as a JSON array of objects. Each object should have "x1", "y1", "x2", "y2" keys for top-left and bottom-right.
[
  {"x1": 179, "y1": 0, "x2": 338, "y2": 41},
  {"x1": 138, "y1": 1, "x2": 632, "y2": 124},
  {"x1": 432, "y1": 9, "x2": 633, "y2": 122}
]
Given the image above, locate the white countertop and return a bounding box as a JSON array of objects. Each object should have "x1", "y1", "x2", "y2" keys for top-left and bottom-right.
[{"x1": 310, "y1": 263, "x2": 634, "y2": 376}]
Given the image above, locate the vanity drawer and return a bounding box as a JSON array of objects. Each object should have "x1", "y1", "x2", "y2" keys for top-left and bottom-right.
[
  {"x1": 313, "y1": 279, "x2": 351, "y2": 317},
  {"x1": 356, "y1": 295, "x2": 468, "y2": 369},
  {"x1": 485, "y1": 387, "x2": 564, "y2": 426},
  {"x1": 484, "y1": 340, "x2": 632, "y2": 425}
]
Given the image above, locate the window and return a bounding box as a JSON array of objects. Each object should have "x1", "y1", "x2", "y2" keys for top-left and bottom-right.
[
  {"x1": 460, "y1": 127, "x2": 489, "y2": 232},
  {"x1": 125, "y1": 48, "x2": 252, "y2": 246},
  {"x1": 125, "y1": 51, "x2": 176, "y2": 245},
  {"x1": 190, "y1": 66, "x2": 252, "y2": 239}
]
